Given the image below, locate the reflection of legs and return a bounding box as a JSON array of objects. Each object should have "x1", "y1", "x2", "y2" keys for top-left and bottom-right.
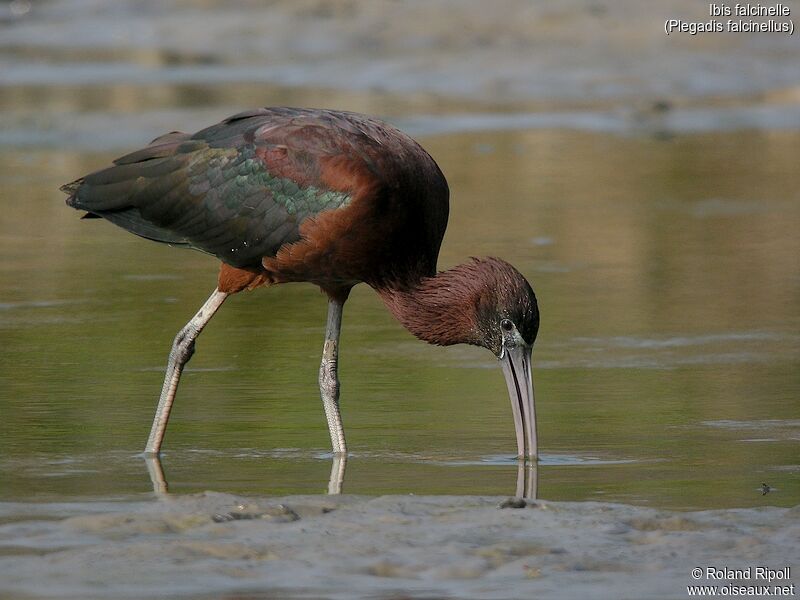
[
  {"x1": 145, "y1": 289, "x2": 228, "y2": 455},
  {"x1": 319, "y1": 296, "x2": 347, "y2": 455},
  {"x1": 145, "y1": 455, "x2": 168, "y2": 494},
  {"x1": 328, "y1": 454, "x2": 347, "y2": 495}
]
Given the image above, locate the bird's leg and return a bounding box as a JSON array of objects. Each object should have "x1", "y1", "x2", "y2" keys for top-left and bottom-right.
[
  {"x1": 144, "y1": 288, "x2": 228, "y2": 455},
  {"x1": 319, "y1": 296, "x2": 347, "y2": 454}
]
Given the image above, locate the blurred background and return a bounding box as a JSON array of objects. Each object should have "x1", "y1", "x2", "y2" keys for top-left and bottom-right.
[{"x1": 1, "y1": 0, "x2": 798, "y2": 509}]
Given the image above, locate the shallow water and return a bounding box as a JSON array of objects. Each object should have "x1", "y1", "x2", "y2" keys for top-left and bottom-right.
[
  {"x1": 2, "y1": 125, "x2": 798, "y2": 511},
  {"x1": 1, "y1": 0, "x2": 799, "y2": 517}
]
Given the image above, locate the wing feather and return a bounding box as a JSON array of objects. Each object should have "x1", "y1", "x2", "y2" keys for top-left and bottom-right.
[{"x1": 62, "y1": 109, "x2": 359, "y2": 268}]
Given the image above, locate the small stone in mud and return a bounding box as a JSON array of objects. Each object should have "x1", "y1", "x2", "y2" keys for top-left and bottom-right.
[
  {"x1": 211, "y1": 504, "x2": 300, "y2": 523},
  {"x1": 524, "y1": 565, "x2": 542, "y2": 579},
  {"x1": 212, "y1": 512, "x2": 258, "y2": 522},
  {"x1": 604, "y1": 523, "x2": 630, "y2": 535},
  {"x1": 652, "y1": 99, "x2": 673, "y2": 113},
  {"x1": 498, "y1": 497, "x2": 527, "y2": 509}
]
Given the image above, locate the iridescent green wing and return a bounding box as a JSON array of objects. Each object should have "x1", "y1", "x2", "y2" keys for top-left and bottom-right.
[{"x1": 64, "y1": 110, "x2": 354, "y2": 268}]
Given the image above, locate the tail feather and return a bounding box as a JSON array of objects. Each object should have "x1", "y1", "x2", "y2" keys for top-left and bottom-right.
[
  {"x1": 114, "y1": 136, "x2": 195, "y2": 166},
  {"x1": 60, "y1": 138, "x2": 195, "y2": 247},
  {"x1": 60, "y1": 178, "x2": 83, "y2": 198},
  {"x1": 98, "y1": 207, "x2": 192, "y2": 247}
]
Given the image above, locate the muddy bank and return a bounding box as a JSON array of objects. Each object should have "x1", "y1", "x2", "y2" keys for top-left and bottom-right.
[{"x1": 1, "y1": 493, "x2": 797, "y2": 599}]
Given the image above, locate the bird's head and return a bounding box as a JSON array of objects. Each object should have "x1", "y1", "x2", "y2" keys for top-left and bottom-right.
[
  {"x1": 468, "y1": 258, "x2": 539, "y2": 460},
  {"x1": 379, "y1": 257, "x2": 540, "y2": 459},
  {"x1": 468, "y1": 257, "x2": 540, "y2": 357},
  {"x1": 378, "y1": 258, "x2": 539, "y2": 458}
]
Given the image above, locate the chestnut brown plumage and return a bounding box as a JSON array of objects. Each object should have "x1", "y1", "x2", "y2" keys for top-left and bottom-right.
[
  {"x1": 62, "y1": 107, "x2": 540, "y2": 459},
  {"x1": 378, "y1": 257, "x2": 539, "y2": 353}
]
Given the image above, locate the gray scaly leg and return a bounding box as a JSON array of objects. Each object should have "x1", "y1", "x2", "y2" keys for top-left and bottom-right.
[
  {"x1": 144, "y1": 288, "x2": 228, "y2": 455},
  {"x1": 319, "y1": 296, "x2": 347, "y2": 454}
]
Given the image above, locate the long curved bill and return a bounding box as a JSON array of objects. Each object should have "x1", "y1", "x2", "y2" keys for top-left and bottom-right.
[{"x1": 499, "y1": 344, "x2": 537, "y2": 460}]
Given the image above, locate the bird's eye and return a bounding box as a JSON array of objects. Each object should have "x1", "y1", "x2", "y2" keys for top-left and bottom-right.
[{"x1": 501, "y1": 319, "x2": 513, "y2": 331}]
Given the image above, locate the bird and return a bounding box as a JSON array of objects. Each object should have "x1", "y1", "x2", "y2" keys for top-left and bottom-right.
[{"x1": 61, "y1": 107, "x2": 540, "y2": 459}]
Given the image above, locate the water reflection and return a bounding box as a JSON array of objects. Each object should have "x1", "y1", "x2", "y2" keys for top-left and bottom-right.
[
  {"x1": 516, "y1": 460, "x2": 538, "y2": 500},
  {"x1": 145, "y1": 455, "x2": 168, "y2": 495},
  {"x1": 327, "y1": 454, "x2": 347, "y2": 495},
  {"x1": 144, "y1": 453, "x2": 538, "y2": 499}
]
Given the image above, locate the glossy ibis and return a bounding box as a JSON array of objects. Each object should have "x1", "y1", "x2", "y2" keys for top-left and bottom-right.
[{"x1": 62, "y1": 107, "x2": 540, "y2": 458}]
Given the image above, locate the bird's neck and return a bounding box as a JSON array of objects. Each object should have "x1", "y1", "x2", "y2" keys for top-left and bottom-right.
[{"x1": 375, "y1": 264, "x2": 483, "y2": 347}]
